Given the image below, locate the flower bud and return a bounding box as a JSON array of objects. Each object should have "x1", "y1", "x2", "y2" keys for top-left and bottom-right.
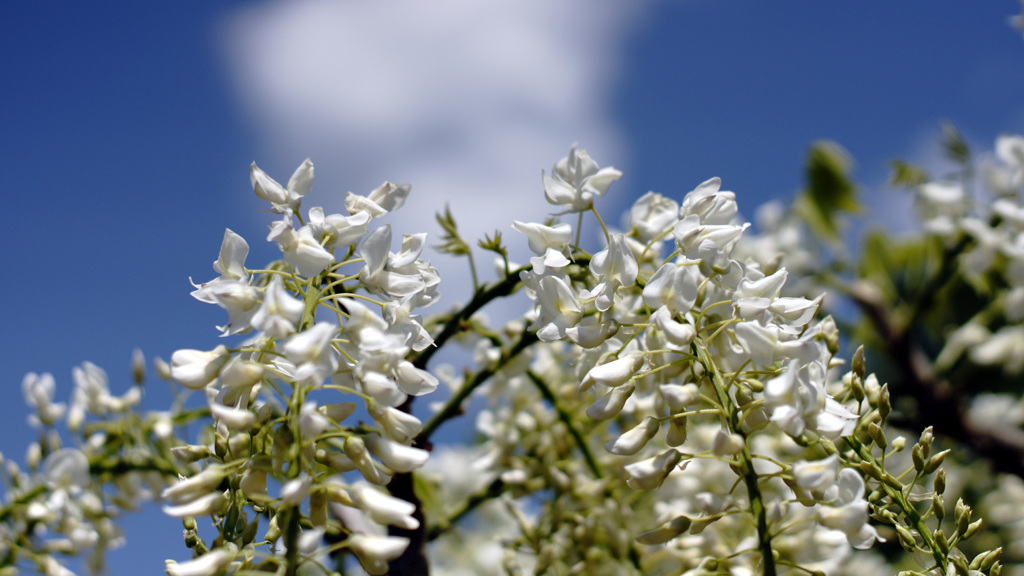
[
  {"x1": 348, "y1": 534, "x2": 409, "y2": 576},
  {"x1": 935, "y1": 529, "x2": 949, "y2": 555},
  {"x1": 878, "y1": 384, "x2": 891, "y2": 420},
  {"x1": 579, "y1": 353, "x2": 644, "y2": 394},
  {"x1": 666, "y1": 416, "x2": 688, "y2": 447},
  {"x1": 625, "y1": 449, "x2": 683, "y2": 490},
  {"x1": 170, "y1": 346, "x2": 229, "y2": 390},
  {"x1": 365, "y1": 434, "x2": 429, "y2": 473},
  {"x1": 349, "y1": 483, "x2": 419, "y2": 530},
  {"x1": 635, "y1": 516, "x2": 691, "y2": 545},
  {"x1": 894, "y1": 524, "x2": 917, "y2": 551},
  {"x1": 852, "y1": 345, "x2": 866, "y2": 380},
  {"x1": 162, "y1": 466, "x2": 228, "y2": 505},
  {"x1": 868, "y1": 422, "x2": 886, "y2": 449},
  {"x1": 132, "y1": 348, "x2": 146, "y2": 385},
  {"x1": 605, "y1": 416, "x2": 660, "y2": 455},
  {"x1": 162, "y1": 491, "x2": 227, "y2": 518},
  {"x1": 586, "y1": 382, "x2": 636, "y2": 420},
  {"x1": 963, "y1": 519, "x2": 983, "y2": 540},
  {"x1": 712, "y1": 429, "x2": 744, "y2": 456},
  {"x1": 924, "y1": 449, "x2": 949, "y2": 474},
  {"x1": 281, "y1": 476, "x2": 311, "y2": 507},
  {"x1": 912, "y1": 444, "x2": 925, "y2": 473},
  {"x1": 660, "y1": 383, "x2": 700, "y2": 413},
  {"x1": 165, "y1": 549, "x2": 233, "y2": 576}
]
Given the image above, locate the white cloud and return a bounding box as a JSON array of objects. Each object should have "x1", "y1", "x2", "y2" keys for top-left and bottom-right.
[{"x1": 222, "y1": 0, "x2": 648, "y2": 303}]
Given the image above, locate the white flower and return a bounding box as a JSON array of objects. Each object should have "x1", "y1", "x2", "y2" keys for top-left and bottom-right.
[
  {"x1": 162, "y1": 491, "x2": 227, "y2": 518},
  {"x1": 283, "y1": 323, "x2": 339, "y2": 387},
  {"x1": 347, "y1": 533, "x2": 409, "y2": 575},
  {"x1": 281, "y1": 476, "x2": 312, "y2": 507},
  {"x1": 165, "y1": 549, "x2": 233, "y2": 576},
  {"x1": 250, "y1": 158, "x2": 314, "y2": 213},
  {"x1": 162, "y1": 466, "x2": 228, "y2": 505},
  {"x1": 673, "y1": 213, "x2": 748, "y2": 271},
  {"x1": 651, "y1": 306, "x2": 695, "y2": 348},
  {"x1": 512, "y1": 220, "x2": 572, "y2": 255},
  {"x1": 308, "y1": 206, "x2": 371, "y2": 250},
  {"x1": 792, "y1": 454, "x2": 839, "y2": 496},
  {"x1": 996, "y1": 134, "x2": 1024, "y2": 187},
  {"x1": 659, "y1": 383, "x2": 700, "y2": 413},
  {"x1": 251, "y1": 276, "x2": 304, "y2": 338},
  {"x1": 513, "y1": 220, "x2": 573, "y2": 273},
  {"x1": 712, "y1": 429, "x2": 744, "y2": 456},
  {"x1": 170, "y1": 346, "x2": 229, "y2": 390},
  {"x1": 970, "y1": 325, "x2": 1024, "y2": 373},
  {"x1": 681, "y1": 177, "x2": 738, "y2": 225},
  {"x1": 579, "y1": 352, "x2": 644, "y2": 393},
  {"x1": 267, "y1": 218, "x2": 335, "y2": 278},
  {"x1": 22, "y1": 372, "x2": 66, "y2": 427},
  {"x1": 359, "y1": 225, "x2": 427, "y2": 300},
  {"x1": 209, "y1": 401, "x2": 255, "y2": 431},
  {"x1": 212, "y1": 228, "x2": 249, "y2": 281},
  {"x1": 580, "y1": 233, "x2": 638, "y2": 311},
  {"x1": 345, "y1": 181, "x2": 411, "y2": 217},
  {"x1": 43, "y1": 449, "x2": 90, "y2": 490},
  {"x1": 532, "y1": 276, "x2": 583, "y2": 341},
  {"x1": 629, "y1": 192, "x2": 679, "y2": 243},
  {"x1": 349, "y1": 483, "x2": 419, "y2": 530},
  {"x1": 642, "y1": 262, "x2": 700, "y2": 314},
  {"x1": 817, "y1": 469, "x2": 882, "y2": 550},
  {"x1": 625, "y1": 449, "x2": 683, "y2": 490},
  {"x1": 565, "y1": 317, "x2": 620, "y2": 349},
  {"x1": 606, "y1": 416, "x2": 660, "y2": 456},
  {"x1": 194, "y1": 279, "x2": 260, "y2": 336},
  {"x1": 365, "y1": 434, "x2": 429, "y2": 473},
  {"x1": 543, "y1": 144, "x2": 622, "y2": 213},
  {"x1": 218, "y1": 357, "x2": 264, "y2": 405},
  {"x1": 586, "y1": 382, "x2": 636, "y2": 420}
]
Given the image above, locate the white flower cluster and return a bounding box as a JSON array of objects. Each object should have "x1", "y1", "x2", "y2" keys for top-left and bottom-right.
[
  {"x1": 912, "y1": 135, "x2": 1024, "y2": 375},
  {"x1": 433, "y1": 145, "x2": 891, "y2": 574},
  {"x1": 9, "y1": 362, "x2": 164, "y2": 576},
  {"x1": 6, "y1": 141, "x2": 1012, "y2": 576},
  {"x1": 161, "y1": 161, "x2": 445, "y2": 575}
]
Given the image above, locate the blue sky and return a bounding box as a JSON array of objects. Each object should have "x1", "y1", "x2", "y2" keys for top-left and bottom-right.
[{"x1": 2, "y1": 1, "x2": 1023, "y2": 572}]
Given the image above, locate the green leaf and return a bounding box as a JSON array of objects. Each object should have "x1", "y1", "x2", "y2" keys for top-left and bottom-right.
[
  {"x1": 478, "y1": 230, "x2": 507, "y2": 258},
  {"x1": 795, "y1": 140, "x2": 861, "y2": 242},
  {"x1": 435, "y1": 205, "x2": 471, "y2": 256},
  {"x1": 889, "y1": 159, "x2": 928, "y2": 188},
  {"x1": 941, "y1": 122, "x2": 970, "y2": 165}
]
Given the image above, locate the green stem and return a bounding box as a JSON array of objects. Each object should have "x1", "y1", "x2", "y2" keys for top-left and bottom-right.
[
  {"x1": 694, "y1": 340, "x2": 776, "y2": 576},
  {"x1": 526, "y1": 370, "x2": 602, "y2": 479},
  {"x1": 427, "y1": 478, "x2": 505, "y2": 541},
  {"x1": 411, "y1": 265, "x2": 529, "y2": 371},
  {"x1": 466, "y1": 248, "x2": 480, "y2": 291},
  {"x1": 0, "y1": 485, "x2": 46, "y2": 522},
  {"x1": 843, "y1": 436, "x2": 947, "y2": 572},
  {"x1": 418, "y1": 330, "x2": 538, "y2": 443},
  {"x1": 591, "y1": 206, "x2": 610, "y2": 243}
]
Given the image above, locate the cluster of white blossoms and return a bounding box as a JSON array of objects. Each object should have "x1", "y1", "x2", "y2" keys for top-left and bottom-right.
[
  {"x1": 445, "y1": 147, "x2": 887, "y2": 575},
  {"x1": 161, "y1": 161, "x2": 448, "y2": 575},
  {"x1": 5, "y1": 141, "x2": 1016, "y2": 576},
  {"x1": 913, "y1": 135, "x2": 1024, "y2": 375}
]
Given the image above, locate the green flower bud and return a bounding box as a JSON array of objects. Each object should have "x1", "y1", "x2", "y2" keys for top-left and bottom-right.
[
  {"x1": 895, "y1": 524, "x2": 917, "y2": 551},
  {"x1": 934, "y1": 468, "x2": 946, "y2": 495},
  {"x1": 852, "y1": 345, "x2": 866, "y2": 380},
  {"x1": 935, "y1": 529, "x2": 949, "y2": 555},
  {"x1": 924, "y1": 449, "x2": 949, "y2": 474}
]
